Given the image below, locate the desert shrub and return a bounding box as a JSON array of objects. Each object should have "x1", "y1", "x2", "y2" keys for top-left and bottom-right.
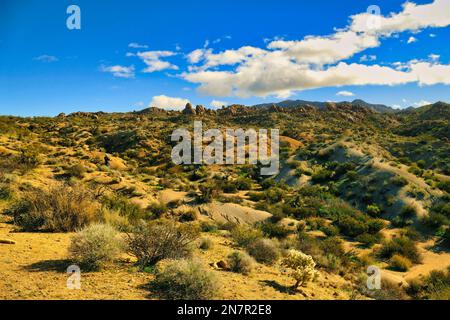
[
  {"x1": 147, "y1": 201, "x2": 168, "y2": 219},
  {"x1": 407, "y1": 270, "x2": 450, "y2": 300},
  {"x1": 389, "y1": 254, "x2": 412, "y2": 272},
  {"x1": 200, "y1": 221, "x2": 218, "y2": 233},
  {"x1": 69, "y1": 224, "x2": 124, "y2": 270},
  {"x1": 258, "y1": 221, "x2": 291, "y2": 239},
  {"x1": 178, "y1": 209, "x2": 198, "y2": 222},
  {"x1": 65, "y1": 164, "x2": 86, "y2": 179},
  {"x1": 151, "y1": 259, "x2": 217, "y2": 300},
  {"x1": 366, "y1": 279, "x2": 409, "y2": 300},
  {"x1": 102, "y1": 195, "x2": 146, "y2": 222},
  {"x1": 0, "y1": 184, "x2": 12, "y2": 200},
  {"x1": 247, "y1": 192, "x2": 265, "y2": 202},
  {"x1": 227, "y1": 251, "x2": 255, "y2": 275},
  {"x1": 230, "y1": 225, "x2": 263, "y2": 248},
  {"x1": 312, "y1": 168, "x2": 334, "y2": 183},
  {"x1": 335, "y1": 216, "x2": 368, "y2": 237},
  {"x1": 366, "y1": 204, "x2": 382, "y2": 217},
  {"x1": 10, "y1": 183, "x2": 100, "y2": 232},
  {"x1": 321, "y1": 224, "x2": 340, "y2": 237},
  {"x1": 127, "y1": 219, "x2": 199, "y2": 267},
  {"x1": 356, "y1": 233, "x2": 380, "y2": 248},
  {"x1": 281, "y1": 250, "x2": 317, "y2": 289},
  {"x1": 378, "y1": 237, "x2": 421, "y2": 264},
  {"x1": 391, "y1": 176, "x2": 408, "y2": 187},
  {"x1": 102, "y1": 209, "x2": 132, "y2": 232},
  {"x1": 400, "y1": 205, "x2": 417, "y2": 219},
  {"x1": 199, "y1": 237, "x2": 213, "y2": 250},
  {"x1": 263, "y1": 187, "x2": 285, "y2": 204},
  {"x1": 235, "y1": 177, "x2": 253, "y2": 191},
  {"x1": 247, "y1": 238, "x2": 280, "y2": 265}
]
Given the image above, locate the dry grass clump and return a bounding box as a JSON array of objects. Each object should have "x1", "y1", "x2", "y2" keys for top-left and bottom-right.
[
  {"x1": 389, "y1": 254, "x2": 412, "y2": 272},
  {"x1": 8, "y1": 182, "x2": 101, "y2": 232}
]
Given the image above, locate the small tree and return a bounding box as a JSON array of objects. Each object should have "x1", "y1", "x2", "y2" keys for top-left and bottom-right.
[{"x1": 281, "y1": 250, "x2": 317, "y2": 290}]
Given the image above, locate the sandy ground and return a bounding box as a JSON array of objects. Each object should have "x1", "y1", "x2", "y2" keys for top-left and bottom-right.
[{"x1": 0, "y1": 216, "x2": 353, "y2": 300}]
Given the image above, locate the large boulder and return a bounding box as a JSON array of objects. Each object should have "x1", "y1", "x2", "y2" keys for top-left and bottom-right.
[{"x1": 182, "y1": 103, "x2": 196, "y2": 115}]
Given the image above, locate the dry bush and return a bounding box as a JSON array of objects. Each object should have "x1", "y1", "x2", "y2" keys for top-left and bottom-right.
[
  {"x1": 10, "y1": 182, "x2": 101, "y2": 232},
  {"x1": 69, "y1": 224, "x2": 124, "y2": 270},
  {"x1": 151, "y1": 259, "x2": 217, "y2": 300},
  {"x1": 227, "y1": 251, "x2": 255, "y2": 275},
  {"x1": 247, "y1": 238, "x2": 280, "y2": 265},
  {"x1": 389, "y1": 254, "x2": 412, "y2": 272},
  {"x1": 127, "y1": 219, "x2": 200, "y2": 268}
]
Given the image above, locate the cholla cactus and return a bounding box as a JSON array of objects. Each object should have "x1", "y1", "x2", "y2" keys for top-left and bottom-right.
[{"x1": 281, "y1": 250, "x2": 318, "y2": 289}]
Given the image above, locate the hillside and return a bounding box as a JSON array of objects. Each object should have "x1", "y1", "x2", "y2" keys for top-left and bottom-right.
[{"x1": 0, "y1": 101, "x2": 449, "y2": 300}]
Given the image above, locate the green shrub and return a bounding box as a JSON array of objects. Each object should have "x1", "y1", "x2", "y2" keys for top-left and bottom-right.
[
  {"x1": 378, "y1": 237, "x2": 422, "y2": 264},
  {"x1": 247, "y1": 238, "x2": 280, "y2": 265},
  {"x1": 227, "y1": 251, "x2": 255, "y2": 275},
  {"x1": 258, "y1": 221, "x2": 291, "y2": 239},
  {"x1": 235, "y1": 177, "x2": 253, "y2": 191},
  {"x1": 199, "y1": 237, "x2": 213, "y2": 250},
  {"x1": 151, "y1": 259, "x2": 217, "y2": 300},
  {"x1": 356, "y1": 233, "x2": 380, "y2": 248},
  {"x1": 69, "y1": 224, "x2": 124, "y2": 270},
  {"x1": 127, "y1": 219, "x2": 199, "y2": 268},
  {"x1": 366, "y1": 204, "x2": 382, "y2": 217},
  {"x1": 230, "y1": 225, "x2": 263, "y2": 248},
  {"x1": 102, "y1": 195, "x2": 146, "y2": 222}
]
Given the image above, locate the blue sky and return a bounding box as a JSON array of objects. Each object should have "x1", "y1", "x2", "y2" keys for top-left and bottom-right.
[{"x1": 1, "y1": 0, "x2": 449, "y2": 116}]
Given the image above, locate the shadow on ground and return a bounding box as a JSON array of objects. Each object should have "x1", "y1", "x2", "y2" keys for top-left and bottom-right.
[{"x1": 24, "y1": 259, "x2": 72, "y2": 273}]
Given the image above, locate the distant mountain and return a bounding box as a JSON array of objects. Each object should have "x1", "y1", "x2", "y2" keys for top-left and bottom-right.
[{"x1": 253, "y1": 99, "x2": 395, "y2": 113}]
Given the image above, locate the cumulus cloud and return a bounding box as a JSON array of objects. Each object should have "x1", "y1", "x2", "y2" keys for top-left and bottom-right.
[
  {"x1": 100, "y1": 65, "x2": 135, "y2": 78},
  {"x1": 149, "y1": 95, "x2": 190, "y2": 110},
  {"x1": 181, "y1": 0, "x2": 450, "y2": 98},
  {"x1": 337, "y1": 91, "x2": 355, "y2": 97},
  {"x1": 407, "y1": 36, "x2": 418, "y2": 44},
  {"x1": 210, "y1": 100, "x2": 228, "y2": 109},
  {"x1": 136, "y1": 51, "x2": 179, "y2": 73},
  {"x1": 34, "y1": 55, "x2": 58, "y2": 63}
]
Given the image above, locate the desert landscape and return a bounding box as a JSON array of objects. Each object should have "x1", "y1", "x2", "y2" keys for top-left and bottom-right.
[{"x1": 0, "y1": 100, "x2": 449, "y2": 300}]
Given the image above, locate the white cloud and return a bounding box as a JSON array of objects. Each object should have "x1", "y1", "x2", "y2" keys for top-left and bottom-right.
[
  {"x1": 407, "y1": 36, "x2": 418, "y2": 44},
  {"x1": 136, "y1": 51, "x2": 178, "y2": 73},
  {"x1": 210, "y1": 100, "x2": 228, "y2": 109},
  {"x1": 149, "y1": 95, "x2": 190, "y2": 110},
  {"x1": 337, "y1": 91, "x2": 355, "y2": 97},
  {"x1": 360, "y1": 55, "x2": 377, "y2": 62},
  {"x1": 429, "y1": 33, "x2": 437, "y2": 37},
  {"x1": 100, "y1": 65, "x2": 135, "y2": 78},
  {"x1": 181, "y1": 0, "x2": 450, "y2": 98},
  {"x1": 428, "y1": 54, "x2": 440, "y2": 61},
  {"x1": 129, "y1": 42, "x2": 148, "y2": 49},
  {"x1": 412, "y1": 100, "x2": 432, "y2": 107},
  {"x1": 34, "y1": 55, "x2": 58, "y2": 63}
]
